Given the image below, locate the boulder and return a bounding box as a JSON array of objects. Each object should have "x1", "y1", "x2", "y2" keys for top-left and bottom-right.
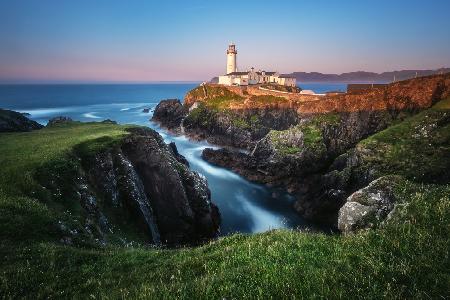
[{"x1": 338, "y1": 176, "x2": 402, "y2": 233}]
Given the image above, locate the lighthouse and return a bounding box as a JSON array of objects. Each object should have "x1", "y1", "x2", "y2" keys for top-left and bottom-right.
[{"x1": 226, "y1": 43, "x2": 237, "y2": 74}]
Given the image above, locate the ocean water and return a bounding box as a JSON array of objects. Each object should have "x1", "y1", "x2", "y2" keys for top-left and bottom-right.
[
  {"x1": 299, "y1": 82, "x2": 347, "y2": 93},
  {"x1": 0, "y1": 83, "x2": 338, "y2": 235}
]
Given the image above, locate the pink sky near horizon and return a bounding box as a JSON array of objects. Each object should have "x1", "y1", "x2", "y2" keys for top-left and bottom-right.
[{"x1": 1, "y1": 1, "x2": 449, "y2": 83}]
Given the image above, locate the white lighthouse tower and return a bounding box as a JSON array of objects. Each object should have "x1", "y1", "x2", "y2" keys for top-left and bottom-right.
[{"x1": 226, "y1": 43, "x2": 237, "y2": 74}]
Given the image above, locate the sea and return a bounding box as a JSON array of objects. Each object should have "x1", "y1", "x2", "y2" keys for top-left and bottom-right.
[{"x1": 0, "y1": 83, "x2": 344, "y2": 234}]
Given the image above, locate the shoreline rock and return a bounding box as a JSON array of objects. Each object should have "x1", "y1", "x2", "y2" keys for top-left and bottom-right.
[
  {"x1": 0, "y1": 108, "x2": 43, "y2": 132},
  {"x1": 151, "y1": 99, "x2": 188, "y2": 132}
]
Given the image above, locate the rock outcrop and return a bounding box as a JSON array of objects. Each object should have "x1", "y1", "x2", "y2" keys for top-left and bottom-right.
[
  {"x1": 151, "y1": 99, "x2": 188, "y2": 131},
  {"x1": 0, "y1": 108, "x2": 43, "y2": 132},
  {"x1": 47, "y1": 116, "x2": 74, "y2": 126},
  {"x1": 338, "y1": 176, "x2": 402, "y2": 233},
  {"x1": 118, "y1": 128, "x2": 219, "y2": 245},
  {"x1": 294, "y1": 103, "x2": 450, "y2": 226},
  {"x1": 183, "y1": 105, "x2": 299, "y2": 149},
  {"x1": 41, "y1": 126, "x2": 220, "y2": 246}
]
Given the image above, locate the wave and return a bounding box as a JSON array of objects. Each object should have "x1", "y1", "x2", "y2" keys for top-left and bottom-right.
[
  {"x1": 83, "y1": 112, "x2": 101, "y2": 119},
  {"x1": 236, "y1": 193, "x2": 285, "y2": 232},
  {"x1": 182, "y1": 146, "x2": 242, "y2": 180},
  {"x1": 120, "y1": 108, "x2": 131, "y2": 111},
  {"x1": 17, "y1": 107, "x2": 74, "y2": 118}
]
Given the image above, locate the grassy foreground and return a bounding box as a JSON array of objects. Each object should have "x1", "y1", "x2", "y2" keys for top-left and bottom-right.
[{"x1": 0, "y1": 117, "x2": 449, "y2": 298}]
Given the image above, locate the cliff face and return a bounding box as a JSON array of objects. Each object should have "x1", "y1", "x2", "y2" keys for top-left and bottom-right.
[
  {"x1": 185, "y1": 74, "x2": 450, "y2": 114},
  {"x1": 39, "y1": 125, "x2": 220, "y2": 246},
  {"x1": 295, "y1": 102, "x2": 450, "y2": 225},
  {"x1": 183, "y1": 105, "x2": 299, "y2": 149},
  {"x1": 153, "y1": 98, "x2": 299, "y2": 150},
  {"x1": 296, "y1": 73, "x2": 450, "y2": 115}
]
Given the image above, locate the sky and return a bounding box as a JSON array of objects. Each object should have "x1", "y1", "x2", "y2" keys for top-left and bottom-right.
[{"x1": 0, "y1": 0, "x2": 449, "y2": 83}]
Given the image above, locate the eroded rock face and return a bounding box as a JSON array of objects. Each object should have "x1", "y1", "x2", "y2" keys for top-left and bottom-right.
[
  {"x1": 86, "y1": 127, "x2": 220, "y2": 245},
  {"x1": 0, "y1": 109, "x2": 43, "y2": 132},
  {"x1": 183, "y1": 106, "x2": 300, "y2": 149},
  {"x1": 119, "y1": 128, "x2": 220, "y2": 245},
  {"x1": 42, "y1": 126, "x2": 220, "y2": 247},
  {"x1": 338, "y1": 176, "x2": 401, "y2": 233},
  {"x1": 151, "y1": 99, "x2": 188, "y2": 131}
]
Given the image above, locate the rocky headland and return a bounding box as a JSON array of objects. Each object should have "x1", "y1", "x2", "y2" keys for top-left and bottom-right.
[{"x1": 153, "y1": 73, "x2": 450, "y2": 228}]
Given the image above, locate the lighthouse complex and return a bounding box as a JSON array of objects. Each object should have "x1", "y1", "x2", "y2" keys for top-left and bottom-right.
[{"x1": 218, "y1": 43, "x2": 296, "y2": 87}]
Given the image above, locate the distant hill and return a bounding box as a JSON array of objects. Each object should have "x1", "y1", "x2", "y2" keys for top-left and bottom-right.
[{"x1": 289, "y1": 68, "x2": 450, "y2": 83}]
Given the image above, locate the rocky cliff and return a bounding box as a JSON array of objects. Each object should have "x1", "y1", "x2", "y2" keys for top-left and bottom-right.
[
  {"x1": 153, "y1": 73, "x2": 450, "y2": 228},
  {"x1": 37, "y1": 122, "x2": 220, "y2": 246}
]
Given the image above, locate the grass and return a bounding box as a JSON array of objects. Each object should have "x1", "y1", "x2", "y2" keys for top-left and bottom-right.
[
  {"x1": 0, "y1": 103, "x2": 449, "y2": 298},
  {"x1": 186, "y1": 85, "x2": 244, "y2": 110},
  {"x1": 268, "y1": 121, "x2": 326, "y2": 156},
  {"x1": 184, "y1": 104, "x2": 217, "y2": 128},
  {"x1": 1, "y1": 180, "x2": 449, "y2": 299},
  {"x1": 249, "y1": 95, "x2": 287, "y2": 106},
  {"x1": 312, "y1": 113, "x2": 341, "y2": 126},
  {"x1": 260, "y1": 83, "x2": 301, "y2": 93},
  {"x1": 185, "y1": 104, "x2": 262, "y2": 132},
  {"x1": 358, "y1": 98, "x2": 450, "y2": 182},
  {"x1": 0, "y1": 122, "x2": 131, "y2": 244}
]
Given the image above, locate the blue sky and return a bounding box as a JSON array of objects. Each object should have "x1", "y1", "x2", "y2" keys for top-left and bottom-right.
[{"x1": 0, "y1": 0, "x2": 449, "y2": 82}]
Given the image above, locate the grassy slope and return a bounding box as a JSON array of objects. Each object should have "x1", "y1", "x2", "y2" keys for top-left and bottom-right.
[
  {"x1": 357, "y1": 98, "x2": 450, "y2": 182},
  {"x1": 0, "y1": 108, "x2": 449, "y2": 298},
  {"x1": 0, "y1": 122, "x2": 131, "y2": 244}
]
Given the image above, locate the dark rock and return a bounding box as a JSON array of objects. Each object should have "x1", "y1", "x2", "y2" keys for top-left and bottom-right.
[
  {"x1": 0, "y1": 108, "x2": 43, "y2": 132},
  {"x1": 169, "y1": 142, "x2": 189, "y2": 167},
  {"x1": 142, "y1": 108, "x2": 150, "y2": 113},
  {"x1": 151, "y1": 99, "x2": 188, "y2": 131},
  {"x1": 83, "y1": 127, "x2": 219, "y2": 245},
  {"x1": 47, "y1": 116, "x2": 73, "y2": 126},
  {"x1": 113, "y1": 151, "x2": 161, "y2": 244},
  {"x1": 120, "y1": 127, "x2": 220, "y2": 245},
  {"x1": 183, "y1": 106, "x2": 300, "y2": 150}
]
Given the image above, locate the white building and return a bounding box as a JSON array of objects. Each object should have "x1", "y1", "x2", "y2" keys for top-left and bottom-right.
[{"x1": 218, "y1": 43, "x2": 296, "y2": 87}]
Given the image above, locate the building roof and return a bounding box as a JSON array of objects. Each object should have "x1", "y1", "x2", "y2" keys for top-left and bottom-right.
[
  {"x1": 256, "y1": 71, "x2": 277, "y2": 76},
  {"x1": 226, "y1": 71, "x2": 249, "y2": 76}
]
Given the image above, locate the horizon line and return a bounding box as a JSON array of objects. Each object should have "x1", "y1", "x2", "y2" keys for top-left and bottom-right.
[{"x1": 0, "y1": 80, "x2": 204, "y2": 85}]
